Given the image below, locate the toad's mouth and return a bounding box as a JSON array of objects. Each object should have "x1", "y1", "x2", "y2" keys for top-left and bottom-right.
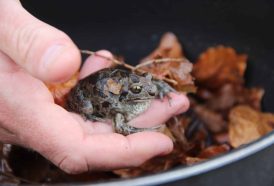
[{"x1": 126, "y1": 97, "x2": 153, "y2": 102}]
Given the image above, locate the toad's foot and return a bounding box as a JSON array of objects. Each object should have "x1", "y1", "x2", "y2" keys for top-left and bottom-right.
[
  {"x1": 85, "y1": 114, "x2": 108, "y2": 123},
  {"x1": 114, "y1": 113, "x2": 164, "y2": 135},
  {"x1": 153, "y1": 80, "x2": 177, "y2": 102}
]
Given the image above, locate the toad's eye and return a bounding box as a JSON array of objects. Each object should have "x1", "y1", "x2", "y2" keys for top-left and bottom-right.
[{"x1": 130, "y1": 85, "x2": 142, "y2": 94}]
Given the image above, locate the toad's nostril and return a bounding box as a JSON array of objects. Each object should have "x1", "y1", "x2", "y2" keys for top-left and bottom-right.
[{"x1": 148, "y1": 85, "x2": 158, "y2": 96}]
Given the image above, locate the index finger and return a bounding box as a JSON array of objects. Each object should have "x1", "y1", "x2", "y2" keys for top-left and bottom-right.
[
  {"x1": 129, "y1": 93, "x2": 189, "y2": 128},
  {"x1": 79, "y1": 50, "x2": 113, "y2": 79}
]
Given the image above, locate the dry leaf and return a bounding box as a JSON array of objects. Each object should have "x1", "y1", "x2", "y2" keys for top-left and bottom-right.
[
  {"x1": 114, "y1": 147, "x2": 186, "y2": 178},
  {"x1": 229, "y1": 105, "x2": 273, "y2": 148},
  {"x1": 202, "y1": 84, "x2": 264, "y2": 112},
  {"x1": 166, "y1": 115, "x2": 190, "y2": 150},
  {"x1": 193, "y1": 105, "x2": 227, "y2": 133},
  {"x1": 140, "y1": 32, "x2": 196, "y2": 93},
  {"x1": 46, "y1": 72, "x2": 79, "y2": 106},
  {"x1": 198, "y1": 144, "x2": 230, "y2": 159},
  {"x1": 141, "y1": 32, "x2": 184, "y2": 60},
  {"x1": 194, "y1": 46, "x2": 247, "y2": 89},
  {"x1": 213, "y1": 132, "x2": 229, "y2": 144},
  {"x1": 185, "y1": 157, "x2": 205, "y2": 165}
]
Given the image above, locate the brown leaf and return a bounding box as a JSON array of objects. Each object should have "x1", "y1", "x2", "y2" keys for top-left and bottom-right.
[
  {"x1": 46, "y1": 72, "x2": 79, "y2": 106},
  {"x1": 113, "y1": 147, "x2": 186, "y2": 178},
  {"x1": 198, "y1": 144, "x2": 230, "y2": 159},
  {"x1": 185, "y1": 157, "x2": 205, "y2": 165},
  {"x1": 182, "y1": 110, "x2": 213, "y2": 156},
  {"x1": 213, "y1": 132, "x2": 229, "y2": 144},
  {"x1": 193, "y1": 46, "x2": 247, "y2": 89},
  {"x1": 193, "y1": 105, "x2": 227, "y2": 133},
  {"x1": 201, "y1": 84, "x2": 264, "y2": 112},
  {"x1": 229, "y1": 105, "x2": 273, "y2": 148},
  {"x1": 237, "y1": 87, "x2": 265, "y2": 111},
  {"x1": 140, "y1": 32, "x2": 196, "y2": 93},
  {"x1": 141, "y1": 32, "x2": 184, "y2": 60},
  {"x1": 166, "y1": 115, "x2": 190, "y2": 150}
]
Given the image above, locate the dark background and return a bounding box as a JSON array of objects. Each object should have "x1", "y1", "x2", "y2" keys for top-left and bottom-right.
[{"x1": 21, "y1": 1, "x2": 274, "y2": 185}]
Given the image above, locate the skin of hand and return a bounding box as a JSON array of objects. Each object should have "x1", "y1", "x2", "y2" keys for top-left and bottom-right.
[{"x1": 0, "y1": 0, "x2": 189, "y2": 174}]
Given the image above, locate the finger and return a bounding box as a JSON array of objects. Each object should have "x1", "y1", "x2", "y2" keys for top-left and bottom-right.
[
  {"x1": 129, "y1": 93, "x2": 190, "y2": 128},
  {"x1": 0, "y1": 0, "x2": 81, "y2": 83},
  {"x1": 79, "y1": 50, "x2": 113, "y2": 79},
  {"x1": 58, "y1": 132, "x2": 173, "y2": 173}
]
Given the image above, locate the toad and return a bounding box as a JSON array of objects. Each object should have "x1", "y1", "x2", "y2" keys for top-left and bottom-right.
[{"x1": 66, "y1": 68, "x2": 175, "y2": 135}]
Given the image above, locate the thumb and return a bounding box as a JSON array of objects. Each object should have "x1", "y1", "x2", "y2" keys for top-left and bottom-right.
[{"x1": 0, "y1": 0, "x2": 81, "y2": 82}]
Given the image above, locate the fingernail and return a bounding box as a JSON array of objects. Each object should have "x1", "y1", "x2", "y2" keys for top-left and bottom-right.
[
  {"x1": 96, "y1": 50, "x2": 113, "y2": 59},
  {"x1": 41, "y1": 44, "x2": 65, "y2": 72}
]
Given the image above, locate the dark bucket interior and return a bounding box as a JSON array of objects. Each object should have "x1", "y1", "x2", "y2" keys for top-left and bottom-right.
[{"x1": 7, "y1": 0, "x2": 274, "y2": 185}]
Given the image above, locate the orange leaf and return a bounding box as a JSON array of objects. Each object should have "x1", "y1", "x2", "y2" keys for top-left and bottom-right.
[
  {"x1": 194, "y1": 46, "x2": 247, "y2": 89},
  {"x1": 46, "y1": 72, "x2": 79, "y2": 106},
  {"x1": 229, "y1": 105, "x2": 273, "y2": 148}
]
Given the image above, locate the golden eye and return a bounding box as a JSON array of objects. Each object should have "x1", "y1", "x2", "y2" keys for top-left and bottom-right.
[{"x1": 130, "y1": 85, "x2": 142, "y2": 93}]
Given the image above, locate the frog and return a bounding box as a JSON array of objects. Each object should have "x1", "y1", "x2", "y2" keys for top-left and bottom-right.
[{"x1": 66, "y1": 67, "x2": 175, "y2": 135}]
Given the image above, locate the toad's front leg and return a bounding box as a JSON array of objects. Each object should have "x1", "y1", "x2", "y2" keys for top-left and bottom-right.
[
  {"x1": 153, "y1": 80, "x2": 177, "y2": 100},
  {"x1": 114, "y1": 113, "x2": 164, "y2": 135}
]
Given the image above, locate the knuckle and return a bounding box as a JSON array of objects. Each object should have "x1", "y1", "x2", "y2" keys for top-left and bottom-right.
[
  {"x1": 14, "y1": 23, "x2": 70, "y2": 67},
  {"x1": 58, "y1": 154, "x2": 89, "y2": 174},
  {"x1": 14, "y1": 23, "x2": 44, "y2": 65}
]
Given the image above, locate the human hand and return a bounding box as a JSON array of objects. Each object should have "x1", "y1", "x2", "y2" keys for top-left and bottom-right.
[{"x1": 0, "y1": 0, "x2": 189, "y2": 174}]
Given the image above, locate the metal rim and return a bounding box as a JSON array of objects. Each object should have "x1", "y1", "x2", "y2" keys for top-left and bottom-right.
[{"x1": 72, "y1": 131, "x2": 274, "y2": 186}]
